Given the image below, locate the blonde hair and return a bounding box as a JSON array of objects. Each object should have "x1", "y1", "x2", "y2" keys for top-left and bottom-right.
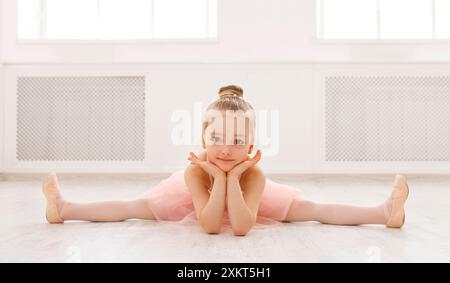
[
  {"x1": 202, "y1": 85, "x2": 256, "y2": 144},
  {"x1": 218, "y1": 85, "x2": 244, "y2": 99}
]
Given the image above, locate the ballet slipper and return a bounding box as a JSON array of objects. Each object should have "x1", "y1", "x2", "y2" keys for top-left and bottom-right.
[
  {"x1": 385, "y1": 174, "x2": 409, "y2": 228},
  {"x1": 42, "y1": 172, "x2": 64, "y2": 224}
]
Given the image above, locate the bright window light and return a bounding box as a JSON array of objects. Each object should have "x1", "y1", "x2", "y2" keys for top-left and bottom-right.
[
  {"x1": 317, "y1": 0, "x2": 449, "y2": 40},
  {"x1": 321, "y1": 0, "x2": 378, "y2": 39},
  {"x1": 17, "y1": 0, "x2": 218, "y2": 40},
  {"x1": 18, "y1": 0, "x2": 42, "y2": 39},
  {"x1": 153, "y1": 0, "x2": 209, "y2": 39},
  {"x1": 46, "y1": 0, "x2": 98, "y2": 39},
  {"x1": 436, "y1": 0, "x2": 450, "y2": 39},
  {"x1": 99, "y1": 0, "x2": 152, "y2": 40},
  {"x1": 379, "y1": 0, "x2": 432, "y2": 39}
]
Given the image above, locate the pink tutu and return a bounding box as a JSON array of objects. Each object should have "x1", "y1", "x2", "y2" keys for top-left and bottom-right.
[{"x1": 140, "y1": 170, "x2": 303, "y2": 229}]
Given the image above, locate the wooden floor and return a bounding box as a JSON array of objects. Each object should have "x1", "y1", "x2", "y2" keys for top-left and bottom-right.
[{"x1": 0, "y1": 173, "x2": 449, "y2": 263}]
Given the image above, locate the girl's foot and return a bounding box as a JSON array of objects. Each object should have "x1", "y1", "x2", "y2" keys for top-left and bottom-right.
[
  {"x1": 384, "y1": 174, "x2": 409, "y2": 228},
  {"x1": 42, "y1": 172, "x2": 65, "y2": 224}
]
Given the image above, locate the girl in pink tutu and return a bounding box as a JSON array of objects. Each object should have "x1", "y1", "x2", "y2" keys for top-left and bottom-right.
[{"x1": 42, "y1": 85, "x2": 409, "y2": 236}]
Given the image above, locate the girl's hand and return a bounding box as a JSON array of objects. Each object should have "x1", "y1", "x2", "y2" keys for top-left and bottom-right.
[
  {"x1": 188, "y1": 152, "x2": 226, "y2": 179},
  {"x1": 227, "y1": 150, "x2": 262, "y2": 179}
]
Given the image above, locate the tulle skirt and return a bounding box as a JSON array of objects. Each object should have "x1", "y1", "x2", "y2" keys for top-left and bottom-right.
[{"x1": 140, "y1": 170, "x2": 303, "y2": 229}]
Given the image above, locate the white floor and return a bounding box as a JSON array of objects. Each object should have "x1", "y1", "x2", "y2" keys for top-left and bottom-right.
[{"x1": 0, "y1": 173, "x2": 449, "y2": 263}]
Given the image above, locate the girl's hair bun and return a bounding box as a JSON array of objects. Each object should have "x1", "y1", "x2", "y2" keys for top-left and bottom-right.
[{"x1": 218, "y1": 85, "x2": 244, "y2": 99}]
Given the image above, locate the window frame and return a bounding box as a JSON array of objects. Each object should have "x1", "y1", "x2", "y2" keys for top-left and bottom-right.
[
  {"x1": 315, "y1": 0, "x2": 450, "y2": 44},
  {"x1": 16, "y1": 0, "x2": 219, "y2": 44}
]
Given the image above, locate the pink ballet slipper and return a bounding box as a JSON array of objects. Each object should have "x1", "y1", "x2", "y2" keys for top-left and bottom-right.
[
  {"x1": 386, "y1": 174, "x2": 409, "y2": 228},
  {"x1": 42, "y1": 172, "x2": 64, "y2": 224}
]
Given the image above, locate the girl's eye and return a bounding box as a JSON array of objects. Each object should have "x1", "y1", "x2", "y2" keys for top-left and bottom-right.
[{"x1": 211, "y1": 136, "x2": 245, "y2": 145}]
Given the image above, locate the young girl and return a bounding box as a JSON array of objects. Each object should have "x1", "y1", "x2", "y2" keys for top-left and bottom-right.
[{"x1": 42, "y1": 85, "x2": 410, "y2": 236}]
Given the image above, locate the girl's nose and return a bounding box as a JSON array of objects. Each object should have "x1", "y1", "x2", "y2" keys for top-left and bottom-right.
[{"x1": 220, "y1": 146, "x2": 232, "y2": 155}]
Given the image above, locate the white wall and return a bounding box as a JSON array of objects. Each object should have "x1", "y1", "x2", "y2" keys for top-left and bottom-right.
[
  {"x1": 4, "y1": 63, "x2": 450, "y2": 175},
  {"x1": 1, "y1": 0, "x2": 450, "y2": 174},
  {"x1": 1, "y1": 64, "x2": 315, "y2": 174}
]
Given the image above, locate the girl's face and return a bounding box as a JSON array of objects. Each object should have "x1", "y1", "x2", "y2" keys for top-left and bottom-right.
[{"x1": 202, "y1": 111, "x2": 254, "y2": 173}]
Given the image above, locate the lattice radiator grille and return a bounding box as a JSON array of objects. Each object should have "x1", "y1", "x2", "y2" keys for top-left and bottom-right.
[
  {"x1": 17, "y1": 76, "x2": 146, "y2": 161},
  {"x1": 325, "y1": 76, "x2": 450, "y2": 162}
]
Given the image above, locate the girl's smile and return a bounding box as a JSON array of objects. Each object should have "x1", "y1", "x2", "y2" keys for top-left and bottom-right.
[{"x1": 216, "y1": 157, "x2": 235, "y2": 163}]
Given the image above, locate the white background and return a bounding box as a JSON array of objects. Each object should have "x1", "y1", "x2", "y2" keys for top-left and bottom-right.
[{"x1": 1, "y1": 0, "x2": 450, "y2": 174}]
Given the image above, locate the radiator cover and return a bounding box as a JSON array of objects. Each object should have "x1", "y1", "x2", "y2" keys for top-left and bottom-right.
[
  {"x1": 16, "y1": 76, "x2": 146, "y2": 161},
  {"x1": 325, "y1": 76, "x2": 450, "y2": 162}
]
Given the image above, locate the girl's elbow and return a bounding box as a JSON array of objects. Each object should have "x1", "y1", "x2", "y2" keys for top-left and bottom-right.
[
  {"x1": 232, "y1": 224, "x2": 253, "y2": 236},
  {"x1": 203, "y1": 226, "x2": 221, "y2": 235},
  {"x1": 232, "y1": 228, "x2": 250, "y2": 236},
  {"x1": 199, "y1": 219, "x2": 221, "y2": 235},
  {"x1": 232, "y1": 217, "x2": 256, "y2": 236}
]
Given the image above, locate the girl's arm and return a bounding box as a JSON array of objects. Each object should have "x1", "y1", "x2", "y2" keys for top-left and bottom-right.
[
  {"x1": 198, "y1": 174, "x2": 227, "y2": 233},
  {"x1": 226, "y1": 150, "x2": 264, "y2": 236},
  {"x1": 227, "y1": 171, "x2": 265, "y2": 236},
  {"x1": 185, "y1": 152, "x2": 227, "y2": 234}
]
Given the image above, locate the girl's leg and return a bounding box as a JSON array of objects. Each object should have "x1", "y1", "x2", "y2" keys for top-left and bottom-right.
[
  {"x1": 284, "y1": 175, "x2": 409, "y2": 227},
  {"x1": 43, "y1": 173, "x2": 155, "y2": 223},
  {"x1": 284, "y1": 200, "x2": 387, "y2": 225},
  {"x1": 60, "y1": 199, "x2": 155, "y2": 222}
]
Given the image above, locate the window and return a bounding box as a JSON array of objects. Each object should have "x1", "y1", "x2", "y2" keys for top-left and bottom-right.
[
  {"x1": 436, "y1": 0, "x2": 450, "y2": 38},
  {"x1": 18, "y1": 0, "x2": 217, "y2": 40},
  {"x1": 317, "y1": 0, "x2": 450, "y2": 40}
]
